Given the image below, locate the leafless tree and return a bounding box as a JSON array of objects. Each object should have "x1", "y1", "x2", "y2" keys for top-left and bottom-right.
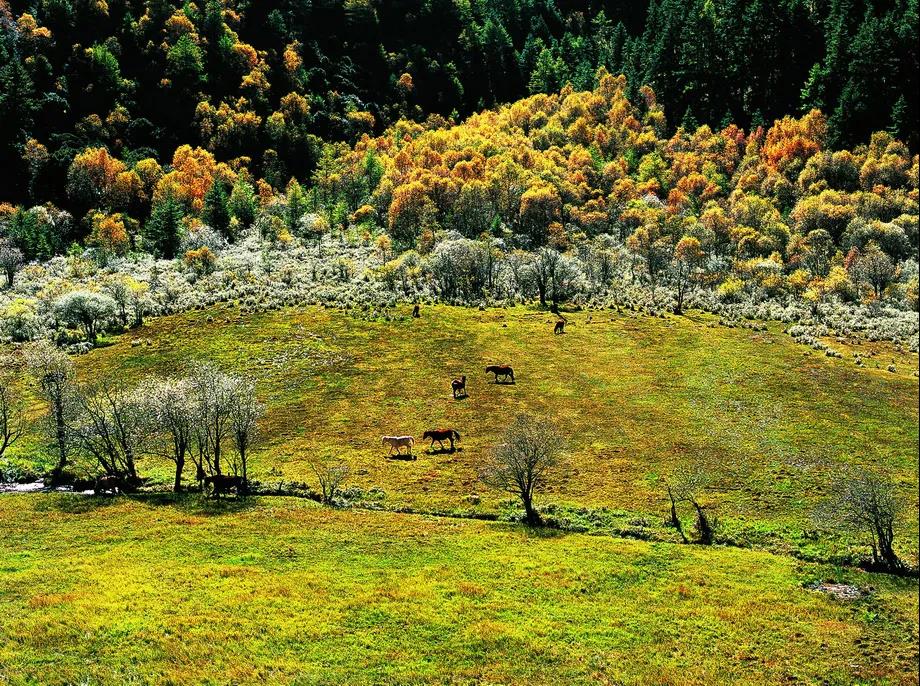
[
  {"x1": 0, "y1": 356, "x2": 24, "y2": 459},
  {"x1": 479, "y1": 413, "x2": 566, "y2": 525},
  {"x1": 308, "y1": 454, "x2": 351, "y2": 504},
  {"x1": 25, "y1": 342, "x2": 77, "y2": 482},
  {"x1": 73, "y1": 378, "x2": 147, "y2": 483},
  {"x1": 227, "y1": 374, "x2": 262, "y2": 492},
  {"x1": 817, "y1": 467, "x2": 905, "y2": 572},
  {"x1": 146, "y1": 378, "x2": 194, "y2": 491},
  {"x1": 188, "y1": 362, "x2": 235, "y2": 480}
]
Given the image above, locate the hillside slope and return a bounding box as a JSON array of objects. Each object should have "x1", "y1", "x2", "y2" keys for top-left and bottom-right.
[{"x1": 8, "y1": 304, "x2": 918, "y2": 564}]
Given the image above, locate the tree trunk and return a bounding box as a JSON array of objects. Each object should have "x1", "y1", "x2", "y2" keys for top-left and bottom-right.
[
  {"x1": 692, "y1": 501, "x2": 713, "y2": 544},
  {"x1": 50, "y1": 408, "x2": 68, "y2": 484},
  {"x1": 173, "y1": 455, "x2": 184, "y2": 492},
  {"x1": 522, "y1": 495, "x2": 541, "y2": 526}
]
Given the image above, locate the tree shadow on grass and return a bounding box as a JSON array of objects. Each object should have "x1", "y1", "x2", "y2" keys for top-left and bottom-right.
[
  {"x1": 490, "y1": 519, "x2": 568, "y2": 539},
  {"x1": 35, "y1": 493, "x2": 123, "y2": 514},
  {"x1": 137, "y1": 491, "x2": 261, "y2": 516},
  {"x1": 36, "y1": 491, "x2": 262, "y2": 517}
]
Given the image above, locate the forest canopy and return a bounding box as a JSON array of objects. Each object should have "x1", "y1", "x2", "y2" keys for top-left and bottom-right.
[
  {"x1": 1, "y1": 0, "x2": 917, "y2": 211},
  {"x1": 0, "y1": 0, "x2": 918, "y2": 339}
]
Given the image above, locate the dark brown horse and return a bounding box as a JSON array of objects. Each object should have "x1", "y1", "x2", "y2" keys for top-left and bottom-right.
[
  {"x1": 423, "y1": 429, "x2": 461, "y2": 452},
  {"x1": 451, "y1": 375, "x2": 467, "y2": 398},
  {"x1": 204, "y1": 474, "x2": 245, "y2": 498},
  {"x1": 486, "y1": 364, "x2": 515, "y2": 383}
]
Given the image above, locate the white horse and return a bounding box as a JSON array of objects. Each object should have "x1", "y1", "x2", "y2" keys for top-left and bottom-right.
[{"x1": 382, "y1": 435, "x2": 415, "y2": 457}]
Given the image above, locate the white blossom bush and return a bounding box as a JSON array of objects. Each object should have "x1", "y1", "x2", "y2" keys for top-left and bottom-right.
[{"x1": 1, "y1": 220, "x2": 917, "y2": 352}]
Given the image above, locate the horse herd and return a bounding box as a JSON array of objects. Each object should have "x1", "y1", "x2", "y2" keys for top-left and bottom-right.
[{"x1": 380, "y1": 365, "x2": 516, "y2": 459}]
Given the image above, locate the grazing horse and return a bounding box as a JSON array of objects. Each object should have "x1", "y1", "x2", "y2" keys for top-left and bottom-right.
[
  {"x1": 451, "y1": 375, "x2": 467, "y2": 398},
  {"x1": 486, "y1": 364, "x2": 515, "y2": 383},
  {"x1": 94, "y1": 475, "x2": 122, "y2": 495},
  {"x1": 382, "y1": 435, "x2": 415, "y2": 458},
  {"x1": 204, "y1": 474, "x2": 245, "y2": 498},
  {"x1": 423, "y1": 429, "x2": 461, "y2": 452},
  {"x1": 553, "y1": 310, "x2": 567, "y2": 334}
]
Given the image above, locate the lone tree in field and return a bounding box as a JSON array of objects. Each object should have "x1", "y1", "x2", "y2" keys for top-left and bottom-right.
[
  {"x1": 817, "y1": 467, "x2": 905, "y2": 573},
  {"x1": 479, "y1": 413, "x2": 566, "y2": 525},
  {"x1": 308, "y1": 454, "x2": 351, "y2": 505},
  {"x1": 0, "y1": 355, "x2": 23, "y2": 459},
  {"x1": 26, "y1": 342, "x2": 77, "y2": 483},
  {"x1": 666, "y1": 461, "x2": 717, "y2": 544}
]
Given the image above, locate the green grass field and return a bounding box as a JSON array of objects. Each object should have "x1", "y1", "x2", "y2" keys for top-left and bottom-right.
[
  {"x1": 2, "y1": 304, "x2": 918, "y2": 684},
  {"x1": 1, "y1": 494, "x2": 918, "y2": 686}
]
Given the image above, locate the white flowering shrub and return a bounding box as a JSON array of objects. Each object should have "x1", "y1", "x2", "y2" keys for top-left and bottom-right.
[{"x1": 1, "y1": 221, "x2": 916, "y2": 353}]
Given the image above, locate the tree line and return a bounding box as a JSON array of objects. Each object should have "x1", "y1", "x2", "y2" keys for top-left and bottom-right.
[
  {"x1": 0, "y1": 343, "x2": 261, "y2": 492},
  {"x1": 1, "y1": 0, "x2": 916, "y2": 213}
]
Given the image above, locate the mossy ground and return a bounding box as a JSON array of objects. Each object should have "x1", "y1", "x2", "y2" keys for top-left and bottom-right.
[
  {"x1": 2, "y1": 304, "x2": 918, "y2": 684},
  {"x1": 1, "y1": 494, "x2": 918, "y2": 686}
]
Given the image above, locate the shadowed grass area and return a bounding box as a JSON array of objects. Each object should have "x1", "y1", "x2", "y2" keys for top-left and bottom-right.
[
  {"x1": 0, "y1": 494, "x2": 917, "y2": 686},
  {"x1": 7, "y1": 304, "x2": 919, "y2": 562}
]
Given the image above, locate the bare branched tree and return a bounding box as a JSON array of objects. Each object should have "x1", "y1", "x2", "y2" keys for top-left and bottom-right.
[
  {"x1": 146, "y1": 378, "x2": 194, "y2": 491},
  {"x1": 73, "y1": 379, "x2": 148, "y2": 484},
  {"x1": 0, "y1": 355, "x2": 24, "y2": 459},
  {"x1": 308, "y1": 454, "x2": 351, "y2": 504},
  {"x1": 817, "y1": 467, "x2": 905, "y2": 572},
  {"x1": 25, "y1": 342, "x2": 77, "y2": 482},
  {"x1": 188, "y1": 362, "x2": 235, "y2": 480},
  {"x1": 227, "y1": 374, "x2": 262, "y2": 492},
  {"x1": 479, "y1": 413, "x2": 566, "y2": 525}
]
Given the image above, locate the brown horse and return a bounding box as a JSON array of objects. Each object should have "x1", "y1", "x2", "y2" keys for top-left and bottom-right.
[
  {"x1": 554, "y1": 311, "x2": 567, "y2": 334},
  {"x1": 204, "y1": 474, "x2": 245, "y2": 498},
  {"x1": 423, "y1": 429, "x2": 461, "y2": 452},
  {"x1": 486, "y1": 364, "x2": 515, "y2": 383},
  {"x1": 451, "y1": 375, "x2": 467, "y2": 398}
]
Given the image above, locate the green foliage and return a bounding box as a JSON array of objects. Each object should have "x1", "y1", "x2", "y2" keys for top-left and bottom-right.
[
  {"x1": 202, "y1": 181, "x2": 231, "y2": 241},
  {"x1": 144, "y1": 192, "x2": 185, "y2": 259},
  {"x1": 0, "y1": 0, "x2": 914, "y2": 212},
  {"x1": 228, "y1": 177, "x2": 257, "y2": 229}
]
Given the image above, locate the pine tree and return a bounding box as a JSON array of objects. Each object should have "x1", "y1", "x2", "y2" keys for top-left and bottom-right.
[
  {"x1": 202, "y1": 181, "x2": 232, "y2": 241},
  {"x1": 145, "y1": 193, "x2": 185, "y2": 259}
]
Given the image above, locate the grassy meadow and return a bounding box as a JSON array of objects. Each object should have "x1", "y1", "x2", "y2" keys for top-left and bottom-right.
[
  {"x1": 1, "y1": 493, "x2": 918, "y2": 686},
  {"x1": 2, "y1": 304, "x2": 918, "y2": 684},
  {"x1": 6, "y1": 304, "x2": 920, "y2": 562}
]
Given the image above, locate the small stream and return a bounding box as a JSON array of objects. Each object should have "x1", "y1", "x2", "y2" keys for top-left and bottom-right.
[{"x1": 0, "y1": 482, "x2": 94, "y2": 494}]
